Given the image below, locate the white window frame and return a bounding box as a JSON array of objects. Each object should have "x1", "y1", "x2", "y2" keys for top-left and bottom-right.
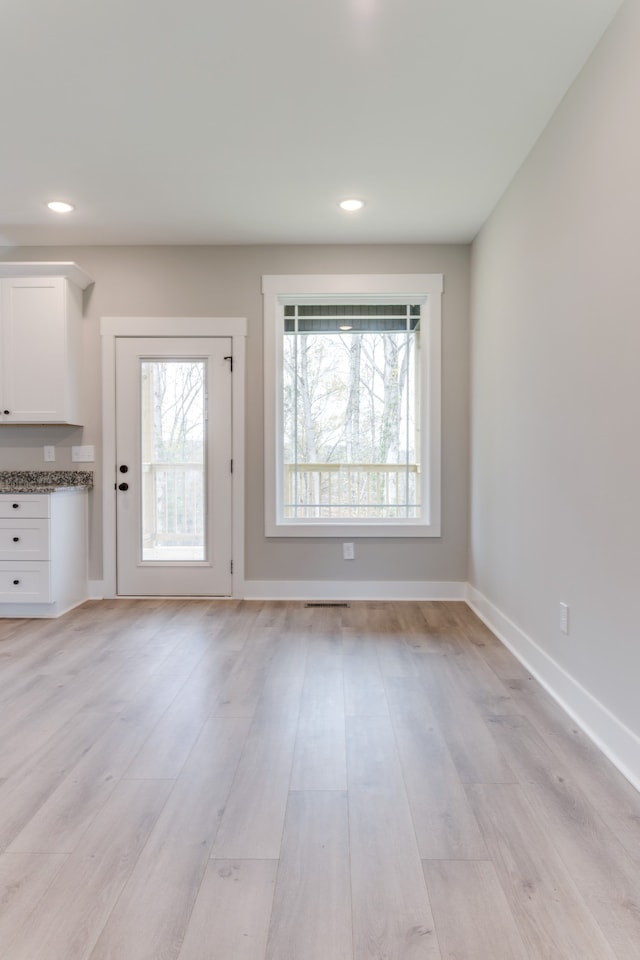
[{"x1": 263, "y1": 274, "x2": 442, "y2": 538}]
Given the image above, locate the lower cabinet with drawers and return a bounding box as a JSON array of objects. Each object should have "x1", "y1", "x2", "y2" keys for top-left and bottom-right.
[{"x1": 0, "y1": 489, "x2": 88, "y2": 617}]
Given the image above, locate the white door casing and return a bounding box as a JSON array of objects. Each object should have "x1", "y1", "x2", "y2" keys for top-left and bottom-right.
[{"x1": 100, "y1": 317, "x2": 247, "y2": 599}]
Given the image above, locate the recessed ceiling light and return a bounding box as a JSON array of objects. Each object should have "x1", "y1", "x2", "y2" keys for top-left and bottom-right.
[
  {"x1": 339, "y1": 199, "x2": 364, "y2": 212},
  {"x1": 47, "y1": 201, "x2": 75, "y2": 213},
  {"x1": 339, "y1": 324, "x2": 353, "y2": 331}
]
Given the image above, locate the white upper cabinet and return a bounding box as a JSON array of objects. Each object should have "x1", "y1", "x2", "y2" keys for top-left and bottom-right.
[{"x1": 0, "y1": 263, "x2": 93, "y2": 425}]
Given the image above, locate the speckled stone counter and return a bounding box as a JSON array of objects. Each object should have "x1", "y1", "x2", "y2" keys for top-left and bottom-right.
[{"x1": 0, "y1": 470, "x2": 93, "y2": 493}]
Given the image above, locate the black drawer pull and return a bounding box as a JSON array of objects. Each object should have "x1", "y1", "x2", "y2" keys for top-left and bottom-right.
[
  {"x1": 12, "y1": 579, "x2": 20, "y2": 586},
  {"x1": 3, "y1": 410, "x2": 10, "y2": 415},
  {"x1": 12, "y1": 503, "x2": 19, "y2": 509},
  {"x1": 12, "y1": 537, "x2": 19, "y2": 542}
]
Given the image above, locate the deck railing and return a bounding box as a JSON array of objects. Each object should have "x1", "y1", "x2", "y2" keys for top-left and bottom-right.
[
  {"x1": 283, "y1": 462, "x2": 420, "y2": 519},
  {"x1": 140, "y1": 461, "x2": 421, "y2": 545},
  {"x1": 142, "y1": 461, "x2": 205, "y2": 548}
]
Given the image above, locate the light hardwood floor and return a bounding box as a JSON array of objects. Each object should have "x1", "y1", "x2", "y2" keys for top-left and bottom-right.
[{"x1": 0, "y1": 599, "x2": 639, "y2": 959}]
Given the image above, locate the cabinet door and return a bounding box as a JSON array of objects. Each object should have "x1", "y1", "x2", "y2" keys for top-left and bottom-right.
[
  {"x1": 0, "y1": 562, "x2": 51, "y2": 603},
  {"x1": 0, "y1": 519, "x2": 49, "y2": 561},
  {"x1": 0, "y1": 277, "x2": 70, "y2": 422},
  {"x1": 0, "y1": 495, "x2": 50, "y2": 518}
]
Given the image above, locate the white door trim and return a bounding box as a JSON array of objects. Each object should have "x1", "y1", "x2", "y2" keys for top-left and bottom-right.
[{"x1": 101, "y1": 316, "x2": 247, "y2": 599}]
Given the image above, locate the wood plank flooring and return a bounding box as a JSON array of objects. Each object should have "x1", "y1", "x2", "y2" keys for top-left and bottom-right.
[{"x1": 0, "y1": 599, "x2": 639, "y2": 959}]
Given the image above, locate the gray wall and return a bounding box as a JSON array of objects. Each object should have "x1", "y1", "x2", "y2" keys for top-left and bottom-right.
[
  {"x1": 0, "y1": 244, "x2": 470, "y2": 585},
  {"x1": 470, "y1": 1, "x2": 640, "y2": 740}
]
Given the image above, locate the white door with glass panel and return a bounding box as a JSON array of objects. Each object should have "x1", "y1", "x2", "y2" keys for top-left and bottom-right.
[{"x1": 115, "y1": 338, "x2": 232, "y2": 596}]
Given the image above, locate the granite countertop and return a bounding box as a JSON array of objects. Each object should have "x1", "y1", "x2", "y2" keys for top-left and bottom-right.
[{"x1": 0, "y1": 470, "x2": 94, "y2": 493}]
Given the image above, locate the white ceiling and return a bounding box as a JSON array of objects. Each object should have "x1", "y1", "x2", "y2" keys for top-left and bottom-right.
[{"x1": 0, "y1": 0, "x2": 623, "y2": 246}]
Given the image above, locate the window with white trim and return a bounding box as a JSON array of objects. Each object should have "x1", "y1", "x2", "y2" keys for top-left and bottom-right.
[{"x1": 263, "y1": 274, "x2": 442, "y2": 538}]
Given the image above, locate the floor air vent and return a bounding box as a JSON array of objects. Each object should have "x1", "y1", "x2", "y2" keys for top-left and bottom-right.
[{"x1": 304, "y1": 601, "x2": 351, "y2": 608}]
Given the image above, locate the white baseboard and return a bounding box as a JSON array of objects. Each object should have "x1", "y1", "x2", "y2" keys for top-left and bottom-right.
[
  {"x1": 243, "y1": 579, "x2": 467, "y2": 601},
  {"x1": 89, "y1": 578, "x2": 467, "y2": 602},
  {"x1": 466, "y1": 584, "x2": 640, "y2": 793}
]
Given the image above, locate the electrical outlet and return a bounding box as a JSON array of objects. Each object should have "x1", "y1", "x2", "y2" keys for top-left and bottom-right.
[
  {"x1": 43, "y1": 445, "x2": 55, "y2": 462},
  {"x1": 71, "y1": 445, "x2": 95, "y2": 462},
  {"x1": 559, "y1": 602, "x2": 570, "y2": 635},
  {"x1": 343, "y1": 542, "x2": 355, "y2": 560}
]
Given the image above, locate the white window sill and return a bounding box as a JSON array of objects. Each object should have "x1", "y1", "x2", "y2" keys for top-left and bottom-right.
[{"x1": 266, "y1": 519, "x2": 441, "y2": 538}]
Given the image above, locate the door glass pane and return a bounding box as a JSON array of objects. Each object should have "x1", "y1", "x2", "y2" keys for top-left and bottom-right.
[{"x1": 140, "y1": 360, "x2": 207, "y2": 561}]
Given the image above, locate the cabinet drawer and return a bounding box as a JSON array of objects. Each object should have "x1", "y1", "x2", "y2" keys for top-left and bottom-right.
[
  {"x1": 0, "y1": 519, "x2": 49, "y2": 561},
  {"x1": 0, "y1": 562, "x2": 51, "y2": 603},
  {"x1": 0, "y1": 495, "x2": 50, "y2": 519}
]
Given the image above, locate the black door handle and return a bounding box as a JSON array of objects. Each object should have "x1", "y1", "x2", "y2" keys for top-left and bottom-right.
[
  {"x1": 118, "y1": 482, "x2": 129, "y2": 491},
  {"x1": 119, "y1": 465, "x2": 129, "y2": 473}
]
